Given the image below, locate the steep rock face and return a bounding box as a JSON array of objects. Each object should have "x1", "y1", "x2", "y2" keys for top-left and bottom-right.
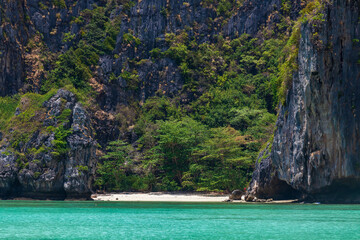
[
  {"x1": 248, "y1": 0, "x2": 360, "y2": 203},
  {"x1": 98, "y1": 0, "x2": 292, "y2": 110},
  {"x1": 64, "y1": 102, "x2": 97, "y2": 199},
  {"x1": 225, "y1": 0, "x2": 280, "y2": 37},
  {"x1": 0, "y1": 153, "x2": 17, "y2": 196},
  {"x1": 1, "y1": 0, "x2": 297, "y2": 99},
  {"x1": 0, "y1": 90, "x2": 96, "y2": 199},
  {"x1": 0, "y1": 0, "x2": 28, "y2": 96},
  {"x1": 0, "y1": 0, "x2": 309, "y2": 198},
  {"x1": 246, "y1": 144, "x2": 302, "y2": 200},
  {"x1": 0, "y1": 0, "x2": 294, "y2": 147},
  {"x1": 0, "y1": 0, "x2": 107, "y2": 96}
]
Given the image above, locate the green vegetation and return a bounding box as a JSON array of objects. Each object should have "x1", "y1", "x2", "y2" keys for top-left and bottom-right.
[
  {"x1": 201, "y1": 0, "x2": 244, "y2": 18},
  {"x1": 53, "y1": 0, "x2": 66, "y2": 9},
  {"x1": 86, "y1": 0, "x2": 307, "y2": 193},
  {"x1": 3, "y1": 91, "x2": 57, "y2": 145},
  {"x1": 0, "y1": 0, "x2": 329, "y2": 193},
  {"x1": 77, "y1": 165, "x2": 89, "y2": 176},
  {"x1": 123, "y1": 33, "x2": 141, "y2": 46},
  {"x1": 34, "y1": 171, "x2": 42, "y2": 179},
  {"x1": 42, "y1": 6, "x2": 121, "y2": 98},
  {"x1": 51, "y1": 125, "x2": 72, "y2": 160},
  {"x1": 38, "y1": 2, "x2": 48, "y2": 10},
  {"x1": 277, "y1": 0, "x2": 329, "y2": 104},
  {"x1": 160, "y1": 31, "x2": 287, "y2": 112},
  {"x1": 95, "y1": 1, "x2": 329, "y2": 193},
  {"x1": 120, "y1": 70, "x2": 140, "y2": 90},
  {"x1": 98, "y1": 109, "x2": 272, "y2": 192},
  {"x1": 276, "y1": 21, "x2": 301, "y2": 104},
  {"x1": 95, "y1": 140, "x2": 147, "y2": 191},
  {"x1": 0, "y1": 95, "x2": 20, "y2": 130},
  {"x1": 0, "y1": 89, "x2": 74, "y2": 167}
]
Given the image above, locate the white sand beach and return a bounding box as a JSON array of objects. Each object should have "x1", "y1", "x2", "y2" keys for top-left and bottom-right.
[{"x1": 92, "y1": 192, "x2": 230, "y2": 202}]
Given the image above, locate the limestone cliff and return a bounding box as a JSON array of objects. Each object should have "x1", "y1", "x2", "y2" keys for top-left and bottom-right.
[
  {"x1": 1, "y1": 0, "x2": 295, "y2": 199},
  {"x1": 247, "y1": 0, "x2": 360, "y2": 203},
  {"x1": 1, "y1": 0, "x2": 359, "y2": 200},
  {"x1": 0, "y1": 89, "x2": 96, "y2": 199},
  {"x1": 0, "y1": 0, "x2": 28, "y2": 96}
]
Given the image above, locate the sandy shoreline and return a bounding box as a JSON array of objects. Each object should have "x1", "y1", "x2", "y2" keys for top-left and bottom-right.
[
  {"x1": 92, "y1": 192, "x2": 230, "y2": 202},
  {"x1": 92, "y1": 193, "x2": 299, "y2": 203},
  {"x1": 0, "y1": 193, "x2": 297, "y2": 203}
]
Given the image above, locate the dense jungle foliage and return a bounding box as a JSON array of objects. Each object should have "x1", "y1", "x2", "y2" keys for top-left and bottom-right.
[{"x1": 0, "y1": 0, "x2": 326, "y2": 193}]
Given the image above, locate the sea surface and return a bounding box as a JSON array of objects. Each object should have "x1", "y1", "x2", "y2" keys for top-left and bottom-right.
[{"x1": 0, "y1": 201, "x2": 359, "y2": 239}]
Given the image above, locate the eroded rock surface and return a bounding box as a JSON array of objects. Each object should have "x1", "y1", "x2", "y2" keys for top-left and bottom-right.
[
  {"x1": 0, "y1": 89, "x2": 96, "y2": 199},
  {"x1": 247, "y1": 1, "x2": 360, "y2": 203}
]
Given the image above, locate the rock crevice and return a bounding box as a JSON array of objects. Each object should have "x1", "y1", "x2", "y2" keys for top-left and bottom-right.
[
  {"x1": 0, "y1": 90, "x2": 96, "y2": 199},
  {"x1": 247, "y1": 0, "x2": 360, "y2": 203}
]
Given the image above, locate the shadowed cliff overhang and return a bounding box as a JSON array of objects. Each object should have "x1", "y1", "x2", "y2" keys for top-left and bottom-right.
[{"x1": 304, "y1": 177, "x2": 360, "y2": 203}]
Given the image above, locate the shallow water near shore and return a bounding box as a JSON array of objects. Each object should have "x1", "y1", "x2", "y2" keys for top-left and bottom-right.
[{"x1": 1, "y1": 201, "x2": 359, "y2": 239}]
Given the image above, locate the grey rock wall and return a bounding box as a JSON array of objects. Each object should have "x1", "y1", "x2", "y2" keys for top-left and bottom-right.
[
  {"x1": 0, "y1": 0, "x2": 27, "y2": 96},
  {"x1": 247, "y1": 0, "x2": 360, "y2": 203},
  {"x1": 0, "y1": 90, "x2": 96, "y2": 199},
  {"x1": 0, "y1": 0, "x2": 296, "y2": 99}
]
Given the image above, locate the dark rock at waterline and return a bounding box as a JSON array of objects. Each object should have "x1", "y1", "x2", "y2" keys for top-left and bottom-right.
[
  {"x1": 0, "y1": 0, "x2": 303, "y2": 199},
  {"x1": 0, "y1": 89, "x2": 96, "y2": 200},
  {"x1": 245, "y1": 195, "x2": 255, "y2": 202},
  {"x1": 246, "y1": 144, "x2": 302, "y2": 201},
  {"x1": 247, "y1": 1, "x2": 360, "y2": 203},
  {"x1": 229, "y1": 190, "x2": 243, "y2": 200},
  {"x1": 0, "y1": 0, "x2": 358, "y2": 202},
  {"x1": 0, "y1": 152, "x2": 18, "y2": 197}
]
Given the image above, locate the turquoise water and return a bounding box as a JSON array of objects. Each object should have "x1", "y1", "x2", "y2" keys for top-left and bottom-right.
[{"x1": 0, "y1": 201, "x2": 359, "y2": 239}]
